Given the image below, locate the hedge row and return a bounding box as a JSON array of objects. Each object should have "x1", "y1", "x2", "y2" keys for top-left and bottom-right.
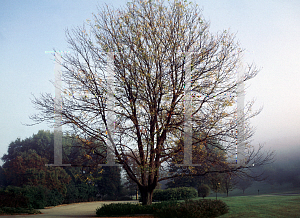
[
  {"x1": 64, "y1": 182, "x2": 98, "y2": 204},
  {"x1": 0, "y1": 207, "x2": 41, "y2": 215},
  {"x1": 0, "y1": 185, "x2": 63, "y2": 209},
  {"x1": 96, "y1": 199, "x2": 229, "y2": 218},
  {"x1": 153, "y1": 187, "x2": 198, "y2": 201},
  {"x1": 0, "y1": 192, "x2": 29, "y2": 208},
  {"x1": 96, "y1": 201, "x2": 178, "y2": 217},
  {"x1": 0, "y1": 182, "x2": 100, "y2": 209},
  {"x1": 0, "y1": 181, "x2": 131, "y2": 210},
  {"x1": 156, "y1": 199, "x2": 229, "y2": 218}
]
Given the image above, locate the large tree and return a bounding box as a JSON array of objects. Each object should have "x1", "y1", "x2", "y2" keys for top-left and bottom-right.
[{"x1": 31, "y1": 0, "x2": 274, "y2": 205}]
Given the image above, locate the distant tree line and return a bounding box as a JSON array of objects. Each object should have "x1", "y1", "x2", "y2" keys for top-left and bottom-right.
[
  {"x1": 166, "y1": 148, "x2": 300, "y2": 196},
  {"x1": 262, "y1": 155, "x2": 300, "y2": 189}
]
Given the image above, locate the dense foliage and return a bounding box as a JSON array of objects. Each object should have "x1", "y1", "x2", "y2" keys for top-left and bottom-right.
[
  {"x1": 0, "y1": 190, "x2": 29, "y2": 208},
  {"x1": 4, "y1": 150, "x2": 71, "y2": 194},
  {"x1": 96, "y1": 201, "x2": 178, "y2": 217},
  {"x1": 156, "y1": 199, "x2": 229, "y2": 218},
  {"x1": 152, "y1": 187, "x2": 197, "y2": 201},
  {"x1": 0, "y1": 185, "x2": 63, "y2": 209},
  {"x1": 0, "y1": 207, "x2": 41, "y2": 215},
  {"x1": 198, "y1": 184, "x2": 211, "y2": 199},
  {"x1": 96, "y1": 199, "x2": 229, "y2": 218},
  {"x1": 0, "y1": 130, "x2": 127, "y2": 207},
  {"x1": 64, "y1": 181, "x2": 98, "y2": 203}
]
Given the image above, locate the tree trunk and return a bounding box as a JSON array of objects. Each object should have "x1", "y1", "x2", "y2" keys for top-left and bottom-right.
[{"x1": 139, "y1": 186, "x2": 154, "y2": 205}]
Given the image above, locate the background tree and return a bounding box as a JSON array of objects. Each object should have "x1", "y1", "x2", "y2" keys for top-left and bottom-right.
[
  {"x1": 222, "y1": 173, "x2": 238, "y2": 197},
  {"x1": 0, "y1": 166, "x2": 7, "y2": 188},
  {"x1": 209, "y1": 173, "x2": 226, "y2": 200},
  {"x1": 197, "y1": 184, "x2": 210, "y2": 199},
  {"x1": 1, "y1": 132, "x2": 106, "y2": 200},
  {"x1": 96, "y1": 166, "x2": 124, "y2": 200},
  {"x1": 263, "y1": 161, "x2": 300, "y2": 189},
  {"x1": 1, "y1": 130, "x2": 54, "y2": 168},
  {"x1": 1, "y1": 131, "x2": 105, "y2": 188},
  {"x1": 235, "y1": 177, "x2": 253, "y2": 194},
  {"x1": 1, "y1": 130, "x2": 74, "y2": 168},
  {"x1": 0, "y1": 131, "x2": 134, "y2": 203},
  {"x1": 4, "y1": 150, "x2": 71, "y2": 195},
  {"x1": 31, "y1": 0, "x2": 274, "y2": 205}
]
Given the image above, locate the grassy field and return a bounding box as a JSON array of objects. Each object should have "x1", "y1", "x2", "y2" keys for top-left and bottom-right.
[{"x1": 197, "y1": 194, "x2": 300, "y2": 218}]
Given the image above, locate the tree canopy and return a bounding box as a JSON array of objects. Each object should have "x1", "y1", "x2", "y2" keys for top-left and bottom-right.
[
  {"x1": 4, "y1": 150, "x2": 71, "y2": 195},
  {"x1": 31, "y1": 0, "x2": 274, "y2": 205},
  {"x1": 1, "y1": 130, "x2": 126, "y2": 201}
]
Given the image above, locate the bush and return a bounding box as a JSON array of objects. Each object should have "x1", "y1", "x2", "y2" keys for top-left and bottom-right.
[
  {"x1": 1, "y1": 185, "x2": 64, "y2": 209},
  {"x1": 97, "y1": 203, "x2": 145, "y2": 216},
  {"x1": 46, "y1": 189, "x2": 64, "y2": 206},
  {"x1": 116, "y1": 196, "x2": 133, "y2": 201},
  {"x1": 96, "y1": 201, "x2": 178, "y2": 217},
  {"x1": 156, "y1": 199, "x2": 229, "y2": 218},
  {"x1": 197, "y1": 184, "x2": 211, "y2": 199},
  {"x1": 152, "y1": 187, "x2": 197, "y2": 201},
  {"x1": 64, "y1": 182, "x2": 79, "y2": 204},
  {"x1": 0, "y1": 191, "x2": 29, "y2": 208},
  {"x1": 1, "y1": 183, "x2": 100, "y2": 209},
  {"x1": 2, "y1": 185, "x2": 23, "y2": 196},
  {"x1": 0, "y1": 207, "x2": 41, "y2": 215},
  {"x1": 64, "y1": 182, "x2": 98, "y2": 204},
  {"x1": 22, "y1": 185, "x2": 47, "y2": 209},
  {"x1": 96, "y1": 200, "x2": 228, "y2": 218}
]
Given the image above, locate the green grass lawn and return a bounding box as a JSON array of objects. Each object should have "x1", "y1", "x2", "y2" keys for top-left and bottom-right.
[{"x1": 196, "y1": 194, "x2": 300, "y2": 218}]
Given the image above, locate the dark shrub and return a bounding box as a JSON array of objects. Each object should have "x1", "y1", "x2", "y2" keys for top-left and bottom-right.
[
  {"x1": 0, "y1": 207, "x2": 41, "y2": 215},
  {"x1": 64, "y1": 182, "x2": 98, "y2": 204},
  {"x1": 97, "y1": 203, "x2": 145, "y2": 216},
  {"x1": 46, "y1": 189, "x2": 64, "y2": 206},
  {"x1": 96, "y1": 201, "x2": 178, "y2": 217},
  {"x1": 76, "y1": 183, "x2": 97, "y2": 202},
  {"x1": 0, "y1": 191, "x2": 29, "y2": 208},
  {"x1": 153, "y1": 187, "x2": 197, "y2": 201},
  {"x1": 2, "y1": 185, "x2": 23, "y2": 195},
  {"x1": 156, "y1": 199, "x2": 229, "y2": 218},
  {"x1": 2, "y1": 185, "x2": 63, "y2": 209},
  {"x1": 116, "y1": 196, "x2": 133, "y2": 201},
  {"x1": 22, "y1": 185, "x2": 47, "y2": 209},
  {"x1": 197, "y1": 184, "x2": 211, "y2": 199},
  {"x1": 96, "y1": 200, "x2": 228, "y2": 217},
  {"x1": 64, "y1": 182, "x2": 79, "y2": 203}
]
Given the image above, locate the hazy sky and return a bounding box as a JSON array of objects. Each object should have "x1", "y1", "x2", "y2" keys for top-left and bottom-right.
[{"x1": 1, "y1": 0, "x2": 300, "y2": 165}]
